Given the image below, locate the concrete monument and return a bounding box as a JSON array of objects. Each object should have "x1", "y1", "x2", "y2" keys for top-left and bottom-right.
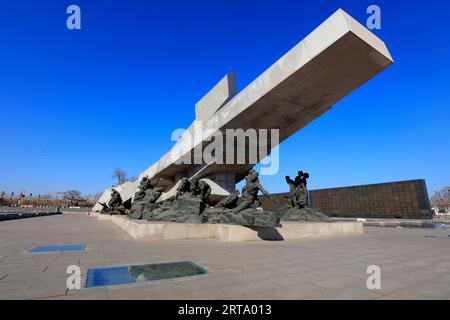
[{"x1": 93, "y1": 9, "x2": 393, "y2": 227}]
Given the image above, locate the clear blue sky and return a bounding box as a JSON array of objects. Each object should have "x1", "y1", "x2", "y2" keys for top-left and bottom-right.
[{"x1": 0, "y1": 0, "x2": 449, "y2": 196}]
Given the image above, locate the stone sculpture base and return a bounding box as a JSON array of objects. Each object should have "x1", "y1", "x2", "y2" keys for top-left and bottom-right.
[
  {"x1": 279, "y1": 207, "x2": 332, "y2": 222},
  {"x1": 90, "y1": 212, "x2": 363, "y2": 242}
]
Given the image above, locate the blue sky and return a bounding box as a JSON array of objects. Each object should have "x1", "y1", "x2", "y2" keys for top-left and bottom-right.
[{"x1": 0, "y1": 0, "x2": 449, "y2": 196}]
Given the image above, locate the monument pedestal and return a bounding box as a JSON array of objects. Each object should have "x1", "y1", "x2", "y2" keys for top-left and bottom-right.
[{"x1": 90, "y1": 212, "x2": 363, "y2": 242}]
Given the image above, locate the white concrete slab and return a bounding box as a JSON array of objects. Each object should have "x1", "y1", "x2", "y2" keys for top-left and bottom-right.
[{"x1": 195, "y1": 73, "x2": 236, "y2": 121}]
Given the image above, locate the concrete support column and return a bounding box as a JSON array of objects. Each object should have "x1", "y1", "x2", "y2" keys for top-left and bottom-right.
[{"x1": 206, "y1": 173, "x2": 236, "y2": 193}]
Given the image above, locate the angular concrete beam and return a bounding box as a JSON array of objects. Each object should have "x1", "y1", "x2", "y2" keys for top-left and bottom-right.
[
  {"x1": 141, "y1": 8, "x2": 393, "y2": 183},
  {"x1": 96, "y1": 9, "x2": 394, "y2": 207},
  {"x1": 195, "y1": 73, "x2": 236, "y2": 121}
]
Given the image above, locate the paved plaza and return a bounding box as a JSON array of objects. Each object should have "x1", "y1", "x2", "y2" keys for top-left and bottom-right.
[{"x1": 0, "y1": 213, "x2": 449, "y2": 300}]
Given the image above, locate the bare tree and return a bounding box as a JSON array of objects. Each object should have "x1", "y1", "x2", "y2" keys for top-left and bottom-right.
[
  {"x1": 112, "y1": 168, "x2": 128, "y2": 186},
  {"x1": 431, "y1": 186, "x2": 450, "y2": 214},
  {"x1": 93, "y1": 192, "x2": 104, "y2": 201},
  {"x1": 63, "y1": 190, "x2": 82, "y2": 200}
]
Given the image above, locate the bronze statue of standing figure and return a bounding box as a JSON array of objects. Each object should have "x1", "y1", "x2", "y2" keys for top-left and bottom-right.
[
  {"x1": 281, "y1": 171, "x2": 331, "y2": 222},
  {"x1": 286, "y1": 171, "x2": 310, "y2": 209}
]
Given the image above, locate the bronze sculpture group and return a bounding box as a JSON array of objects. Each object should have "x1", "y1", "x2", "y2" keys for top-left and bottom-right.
[
  {"x1": 285, "y1": 171, "x2": 310, "y2": 209},
  {"x1": 127, "y1": 177, "x2": 163, "y2": 220},
  {"x1": 281, "y1": 171, "x2": 331, "y2": 222},
  {"x1": 99, "y1": 189, "x2": 126, "y2": 216},
  {"x1": 99, "y1": 169, "x2": 331, "y2": 227}
]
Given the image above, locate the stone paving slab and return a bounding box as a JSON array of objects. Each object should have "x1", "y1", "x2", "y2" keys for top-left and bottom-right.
[{"x1": 0, "y1": 214, "x2": 449, "y2": 300}]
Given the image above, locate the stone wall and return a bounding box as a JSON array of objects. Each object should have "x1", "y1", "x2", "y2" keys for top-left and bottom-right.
[{"x1": 260, "y1": 180, "x2": 433, "y2": 219}]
